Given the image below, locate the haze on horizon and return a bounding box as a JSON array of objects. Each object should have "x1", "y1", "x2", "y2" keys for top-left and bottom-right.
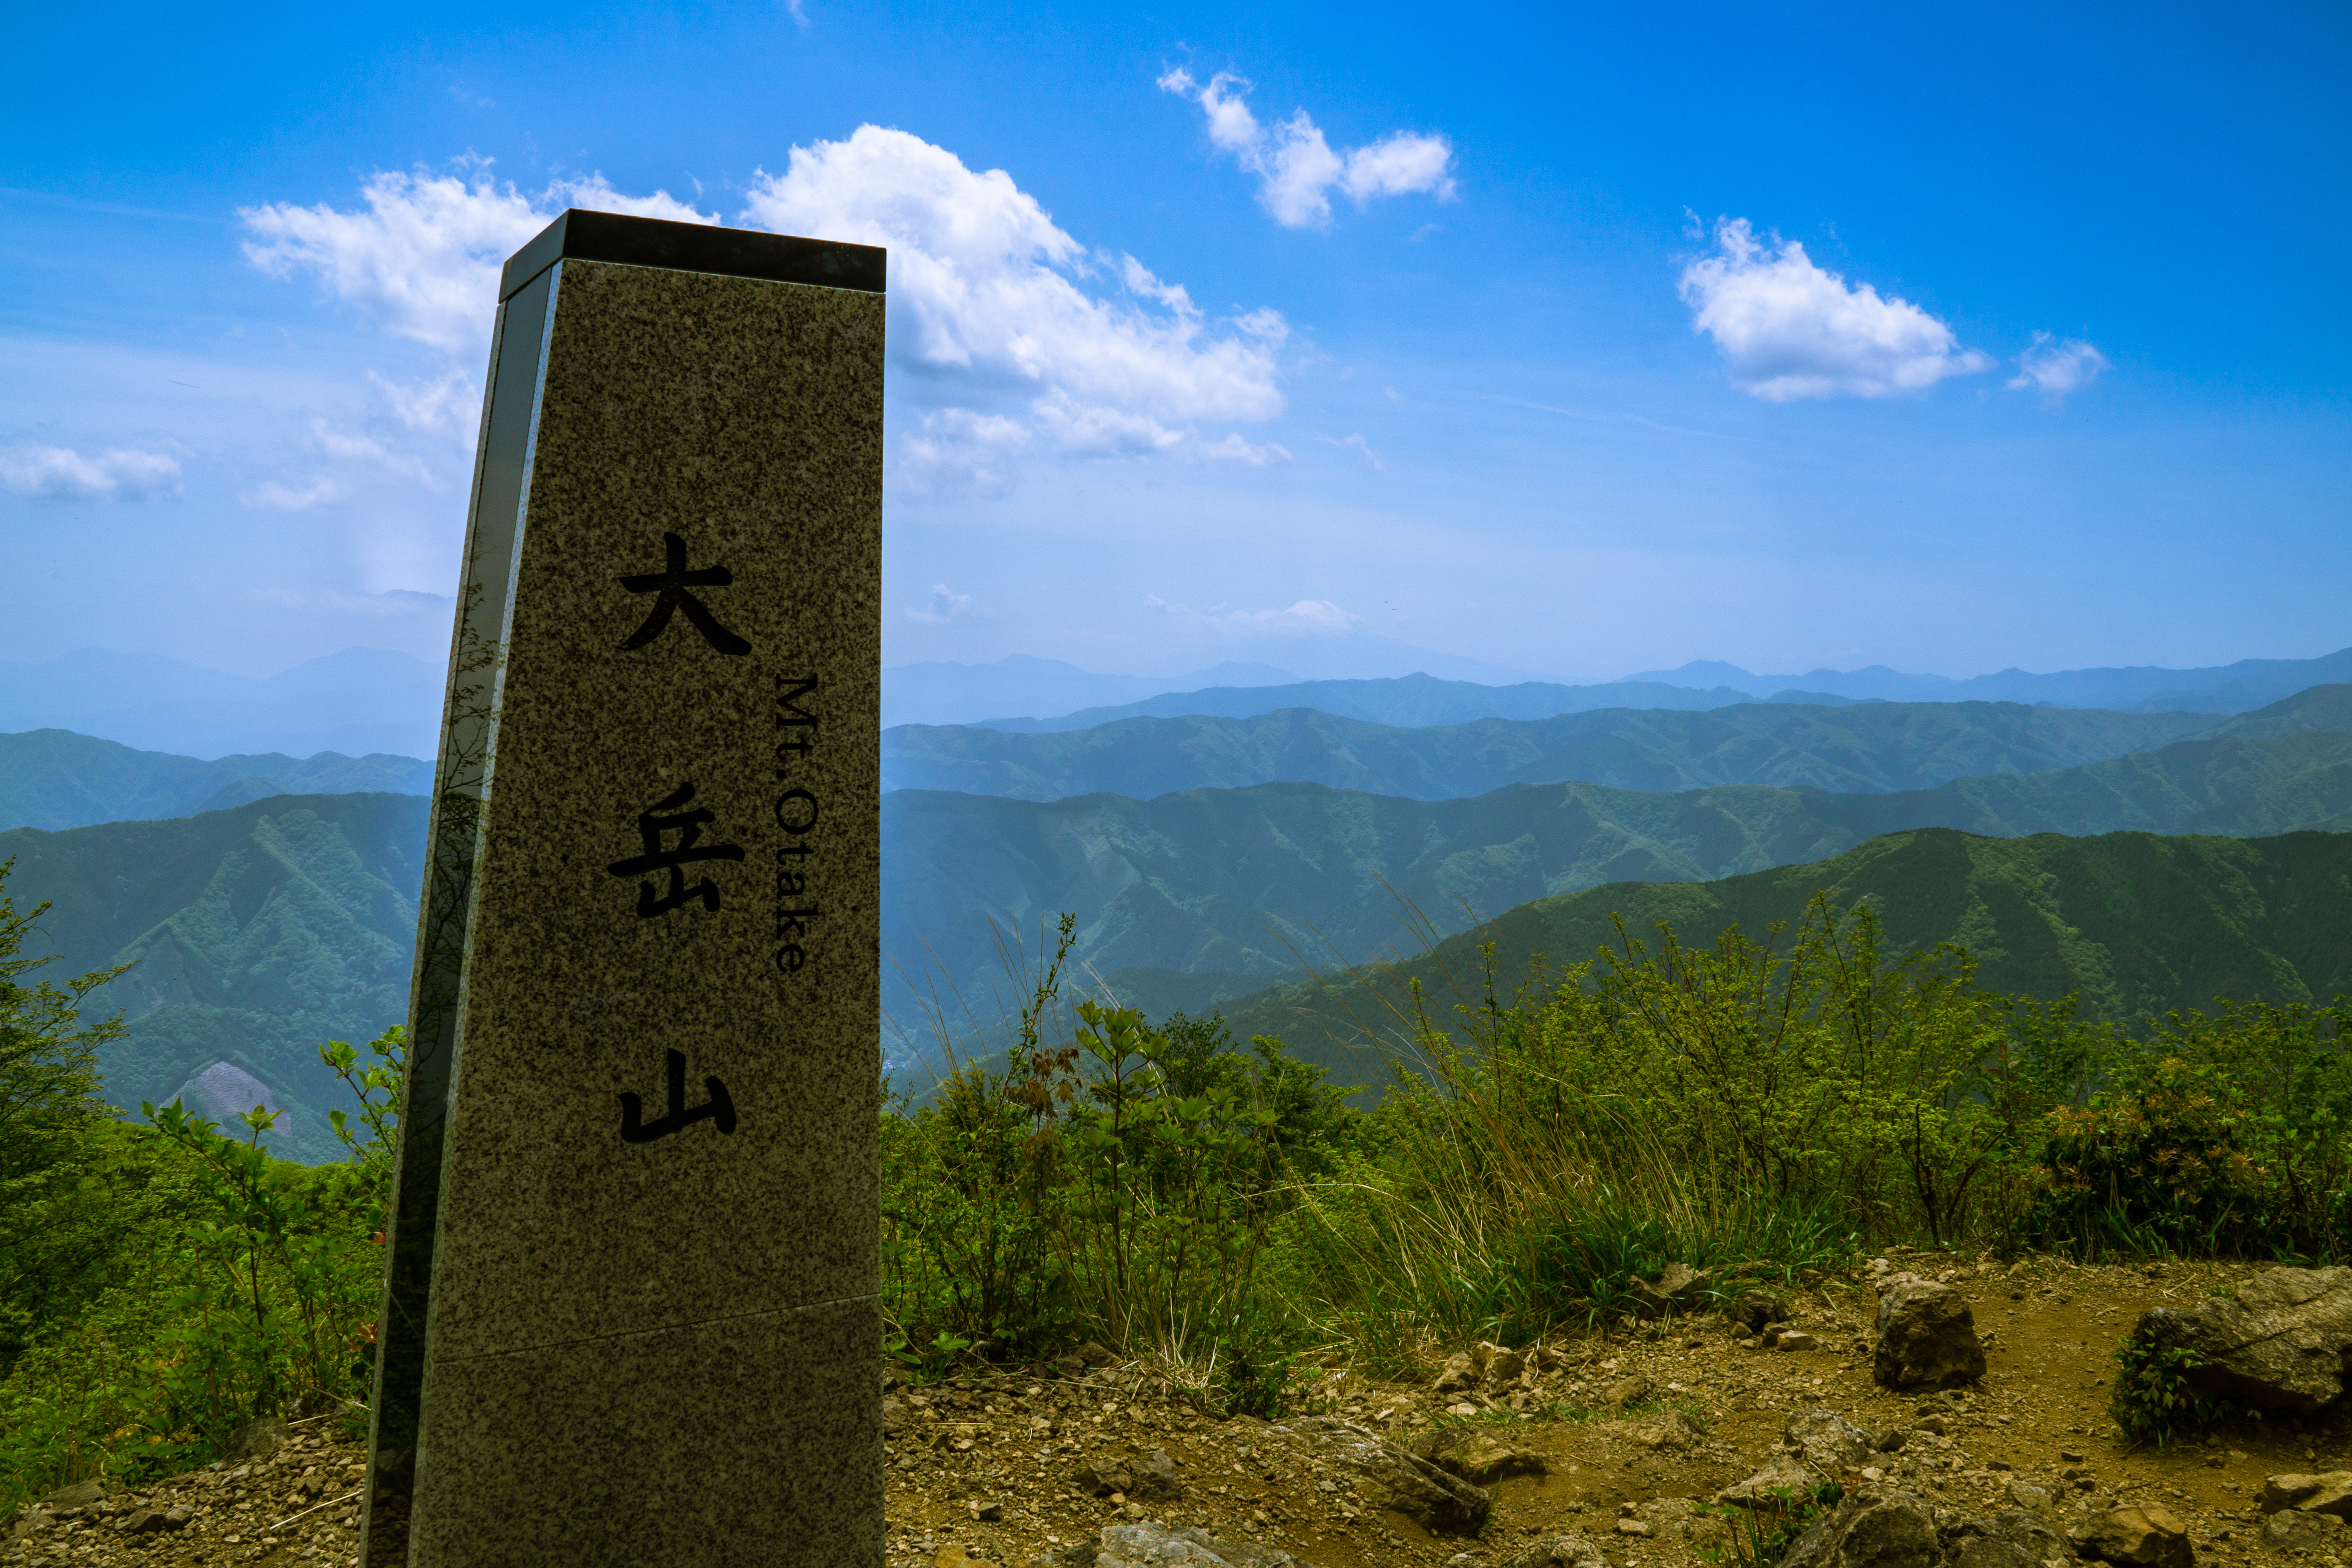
[{"x1": 2, "y1": 1, "x2": 2345, "y2": 692}]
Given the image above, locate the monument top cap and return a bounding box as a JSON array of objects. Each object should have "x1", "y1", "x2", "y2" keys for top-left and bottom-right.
[{"x1": 500, "y1": 209, "x2": 888, "y2": 301}]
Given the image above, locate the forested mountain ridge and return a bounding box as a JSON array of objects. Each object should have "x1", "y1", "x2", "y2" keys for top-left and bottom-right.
[
  {"x1": 0, "y1": 728, "x2": 432, "y2": 831},
  {"x1": 883, "y1": 696, "x2": 2239, "y2": 802},
  {"x1": 880, "y1": 721, "x2": 2352, "y2": 1043},
  {"x1": 1207, "y1": 827, "x2": 2352, "y2": 1094},
  {"x1": 0, "y1": 793, "x2": 427, "y2": 1161}
]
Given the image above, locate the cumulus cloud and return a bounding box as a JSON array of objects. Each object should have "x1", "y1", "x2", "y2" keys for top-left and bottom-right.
[
  {"x1": 1146, "y1": 593, "x2": 1360, "y2": 637},
  {"x1": 0, "y1": 445, "x2": 183, "y2": 503},
  {"x1": 247, "y1": 135, "x2": 1290, "y2": 490},
  {"x1": 2007, "y1": 332, "x2": 2111, "y2": 399},
  {"x1": 903, "y1": 583, "x2": 987, "y2": 625},
  {"x1": 241, "y1": 167, "x2": 714, "y2": 358},
  {"x1": 1158, "y1": 68, "x2": 1456, "y2": 229},
  {"x1": 1677, "y1": 218, "x2": 1993, "y2": 401}
]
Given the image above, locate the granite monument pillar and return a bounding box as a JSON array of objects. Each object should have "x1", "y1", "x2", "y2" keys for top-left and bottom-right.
[{"x1": 360, "y1": 209, "x2": 886, "y2": 1566}]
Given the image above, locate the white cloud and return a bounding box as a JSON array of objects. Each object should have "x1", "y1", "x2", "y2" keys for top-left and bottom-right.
[
  {"x1": 308, "y1": 418, "x2": 436, "y2": 485},
  {"x1": 245, "y1": 478, "x2": 346, "y2": 512},
  {"x1": 1146, "y1": 593, "x2": 1361, "y2": 637},
  {"x1": 903, "y1": 583, "x2": 987, "y2": 624},
  {"x1": 1199, "y1": 433, "x2": 1291, "y2": 466},
  {"x1": 0, "y1": 445, "x2": 183, "y2": 503},
  {"x1": 1158, "y1": 69, "x2": 1456, "y2": 229},
  {"x1": 369, "y1": 369, "x2": 479, "y2": 442},
  {"x1": 240, "y1": 165, "x2": 715, "y2": 359},
  {"x1": 742, "y1": 125, "x2": 1286, "y2": 464},
  {"x1": 1316, "y1": 430, "x2": 1383, "y2": 470},
  {"x1": 2007, "y1": 332, "x2": 2111, "y2": 399},
  {"x1": 1677, "y1": 217, "x2": 1993, "y2": 401}
]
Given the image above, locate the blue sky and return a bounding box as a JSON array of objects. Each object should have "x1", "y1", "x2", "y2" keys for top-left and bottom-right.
[{"x1": 3, "y1": 0, "x2": 2346, "y2": 685}]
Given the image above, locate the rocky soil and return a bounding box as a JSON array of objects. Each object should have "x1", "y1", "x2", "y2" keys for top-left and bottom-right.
[{"x1": 8, "y1": 1251, "x2": 2350, "y2": 1568}]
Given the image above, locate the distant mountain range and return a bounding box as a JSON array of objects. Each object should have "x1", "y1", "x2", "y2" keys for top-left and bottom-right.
[
  {"x1": 882, "y1": 702, "x2": 2352, "y2": 1041},
  {"x1": 0, "y1": 729, "x2": 432, "y2": 832},
  {"x1": 0, "y1": 647, "x2": 443, "y2": 760},
  {"x1": 1622, "y1": 646, "x2": 2352, "y2": 712},
  {"x1": 1212, "y1": 827, "x2": 2352, "y2": 1095},
  {"x1": 881, "y1": 656, "x2": 1302, "y2": 729},
  {"x1": 1, "y1": 793, "x2": 428, "y2": 1163},
  {"x1": 883, "y1": 697, "x2": 2249, "y2": 802}
]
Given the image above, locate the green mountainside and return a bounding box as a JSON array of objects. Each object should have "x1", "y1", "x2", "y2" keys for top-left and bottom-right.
[
  {"x1": 0, "y1": 793, "x2": 428, "y2": 1161},
  {"x1": 1209, "y1": 828, "x2": 2352, "y2": 1093},
  {"x1": 884, "y1": 697, "x2": 2232, "y2": 802},
  {"x1": 882, "y1": 719, "x2": 2352, "y2": 1037},
  {"x1": 0, "y1": 728, "x2": 431, "y2": 831}
]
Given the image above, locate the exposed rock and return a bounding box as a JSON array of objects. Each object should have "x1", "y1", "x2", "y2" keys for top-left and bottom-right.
[
  {"x1": 1732, "y1": 1289, "x2": 1794, "y2": 1335},
  {"x1": 36, "y1": 1480, "x2": 106, "y2": 1511},
  {"x1": 2005, "y1": 1480, "x2": 2056, "y2": 1515},
  {"x1": 2128, "y1": 1266, "x2": 2352, "y2": 1415},
  {"x1": 1629, "y1": 1261, "x2": 1709, "y2": 1319},
  {"x1": 1617, "y1": 1411, "x2": 1705, "y2": 1453},
  {"x1": 1485, "y1": 1348, "x2": 1527, "y2": 1387},
  {"x1": 222, "y1": 1414, "x2": 287, "y2": 1462},
  {"x1": 2260, "y1": 1510, "x2": 2346, "y2": 1553},
  {"x1": 1434, "y1": 1352, "x2": 1480, "y2": 1395},
  {"x1": 1082, "y1": 1522, "x2": 1322, "y2": 1568},
  {"x1": 1779, "y1": 1331, "x2": 1822, "y2": 1352},
  {"x1": 1073, "y1": 1459, "x2": 1137, "y2": 1497},
  {"x1": 1133, "y1": 1449, "x2": 1184, "y2": 1502},
  {"x1": 1495, "y1": 1536, "x2": 1607, "y2": 1568},
  {"x1": 1779, "y1": 1485, "x2": 1942, "y2": 1568},
  {"x1": 1944, "y1": 1509, "x2": 2064, "y2": 1568},
  {"x1": 1614, "y1": 1519, "x2": 1652, "y2": 1538},
  {"x1": 1287, "y1": 1416, "x2": 1491, "y2": 1536},
  {"x1": 1409, "y1": 1426, "x2": 1548, "y2": 1485},
  {"x1": 1784, "y1": 1408, "x2": 1876, "y2": 1473},
  {"x1": 1599, "y1": 1374, "x2": 1652, "y2": 1407},
  {"x1": 2257, "y1": 1470, "x2": 2352, "y2": 1518},
  {"x1": 1873, "y1": 1274, "x2": 1986, "y2": 1390},
  {"x1": 2069, "y1": 1505, "x2": 2193, "y2": 1568},
  {"x1": 1716, "y1": 1454, "x2": 1815, "y2": 1510}
]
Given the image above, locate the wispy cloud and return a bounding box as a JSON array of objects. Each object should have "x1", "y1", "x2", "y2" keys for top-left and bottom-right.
[
  {"x1": 1146, "y1": 593, "x2": 1361, "y2": 637},
  {"x1": 1316, "y1": 430, "x2": 1383, "y2": 470},
  {"x1": 1158, "y1": 68, "x2": 1456, "y2": 229},
  {"x1": 0, "y1": 444, "x2": 183, "y2": 503},
  {"x1": 2007, "y1": 332, "x2": 2111, "y2": 400},
  {"x1": 903, "y1": 583, "x2": 987, "y2": 624},
  {"x1": 1677, "y1": 217, "x2": 1992, "y2": 401}
]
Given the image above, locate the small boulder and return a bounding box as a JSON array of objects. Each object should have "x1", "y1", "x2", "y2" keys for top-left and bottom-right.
[
  {"x1": 1409, "y1": 1427, "x2": 1547, "y2": 1485},
  {"x1": 223, "y1": 1414, "x2": 287, "y2": 1462},
  {"x1": 1873, "y1": 1274, "x2": 1985, "y2": 1390},
  {"x1": 1732, "y1": 1289, "x2": 1794, "y2": 1335},
  {"x1": 1085, "y1": 1522, "x2": 1322, "y2": 1568},
  {"x1": 1779, "y1": 1331, "x2": 1821, "y2": 1352},
  {"x1": 2069, "y1": 1505, "x2": 2193, "y2": 1568},
  {"x1": 1715, "y1": 1455, "x2": 1814, "y2": 1510},
  {"x1": 1783, "y1": 1408, "x2": 1875, "y2": 1473},
  {"x1": 1779, "y1": 1485, "x2": 1942, "y2": 1568},
  {"x1": 1290, "y1": 1416, "x2": 1491, "y2": 1536},
  {"x1": 2258, "y1": 1471, "x2": 2352, "y2": 1519},
  {"x1": 1497, "y1": 1537, "x2": 1606, "y2": 1568},
  {"x1": 1629, "y1": 1261, "x2": 1708, "y2": 1320},
  {"x1": 2128, "y1": 1267, "x2": 2352, "y2": 1415},
  {"x1": 1599, "y1": 1373, "x2": 1652, "y2": 1407},
  {"x1": 1620, "y1": 1411, "x2": 1704, "y2": 1453},
  {"x1": 1434, "y1": 1352, "x2": 1480, "y2": 1395},
  {"x1": 1944, "y1": 1509, "x2": 2064, "y2": 1568},
  {"x1": 2260, "y1": 1511, "x2": 2345, "y2": 1553},
  {"x1": 37, "y1": 1480, "x2": 106, "y2": 1511},
  {"x1": 1485, "y1": 1348, "x2": 1527, "y2": 1388},
  {"x1": 2005, "y1": 1480, "x2": 2055, "y2": 1515},
  {"x1": 1073, "y1": 1459, "x2": 1137, "y2": 1497},
  {"x1": 1134, "y1": 1449, "x2": 1184, "y2": 1502}
]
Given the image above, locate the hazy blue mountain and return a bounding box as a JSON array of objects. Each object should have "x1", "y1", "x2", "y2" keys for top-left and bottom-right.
[
  {"x1": 0, "y1": 646, "x2": 443, "y2": 758},
  {"x1": 2, "y1": 793, "x2": 429, "y2": 1163},
  {"x1": 970, "y1": 673, "x2": 1771, "y2": 733},
  {"x1": 879, "y1": 721, "x2": 2352, "y2": 1056},
  {"x1": 1622, "y1": 646, "x2": 2352, "y2": 713},
  {"x1": 0, "y1": 729, "x2": 432, "y2": 831},
  {"x1": 881, "y1": 654, "x2": 1297, "y2": 729},
  {"x1": 1209, "y1": 827, "x2": 2352, "y2": 1095},
  {"x1": 882, "y1": 698, "x2": 2231, "y2": 802}
]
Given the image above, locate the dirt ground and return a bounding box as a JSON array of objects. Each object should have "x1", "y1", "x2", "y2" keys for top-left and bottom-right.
[{"x1": 6, "y1": 1249, "x2": 2347, "y2": 1567}]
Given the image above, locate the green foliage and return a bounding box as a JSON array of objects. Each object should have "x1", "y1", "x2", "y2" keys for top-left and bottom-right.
[
  {"x1": 2109, "y1": 1326, "x2": 2249, "y2": 1445},
  {"x1": 2029, "y1": 1002, "x2": 2352, "y2": 1259},
  {"x1": 1701, "y1": 1482, "x2": 1845, "y2": 1568}
]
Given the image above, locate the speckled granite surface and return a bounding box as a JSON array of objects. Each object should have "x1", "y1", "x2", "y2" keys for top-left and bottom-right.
[{"x1": 369, "y1": 235, "x2": 883, "y2": 1566}]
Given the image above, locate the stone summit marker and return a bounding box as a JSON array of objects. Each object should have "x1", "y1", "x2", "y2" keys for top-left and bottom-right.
[{"x1": 360, "y1": 210, "x2": 885, "y2": 1566}]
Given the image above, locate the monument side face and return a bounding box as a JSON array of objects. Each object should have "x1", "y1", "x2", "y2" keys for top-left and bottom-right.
[{"x1": 382, "y1": 237, "x2": 882, "y2": 1566}]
